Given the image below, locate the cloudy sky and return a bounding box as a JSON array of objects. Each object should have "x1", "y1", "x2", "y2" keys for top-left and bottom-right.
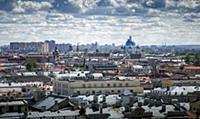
[{"x1": 0, "y1": 0, "x2": 200, "y2": 46}]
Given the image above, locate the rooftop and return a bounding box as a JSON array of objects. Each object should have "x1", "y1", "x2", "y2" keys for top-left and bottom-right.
[
  {"x1": 28, "y1": 111, "x2": 78, "y2": 118},
  {"x1": 153, "y1": 86, "x2": 200, "y2": 95},
  {"x1": 33, "y1": 95, "x2": 66, "y2": 110},
  {"x1": 0, "y1": 100, "x2": 26, "y2": 106}
]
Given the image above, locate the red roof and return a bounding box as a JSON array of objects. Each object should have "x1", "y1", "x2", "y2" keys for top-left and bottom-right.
[{"x1": 185, "y1": 66, "x2": 200, "y2": 70}]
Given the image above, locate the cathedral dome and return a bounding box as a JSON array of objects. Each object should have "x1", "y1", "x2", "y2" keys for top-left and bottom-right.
[{"x1": 125, "y1": 36, "x2": 135, "y2": 47}]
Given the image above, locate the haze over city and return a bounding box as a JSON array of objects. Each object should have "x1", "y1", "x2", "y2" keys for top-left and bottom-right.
[{"x1": 0, "y1": 0, "x2": 200, "y2": 45}]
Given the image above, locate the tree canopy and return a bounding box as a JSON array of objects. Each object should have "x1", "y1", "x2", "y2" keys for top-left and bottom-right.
[
  {"x1": 26, "y1": 62, "x2": 37, "y2": 71},
  {"x1": 184, "y1": 54, "x2": 200, "y2": 66}
]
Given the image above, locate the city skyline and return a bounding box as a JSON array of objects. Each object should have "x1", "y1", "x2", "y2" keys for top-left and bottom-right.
[
  {"x1": 0, "y1": 0, "x2": 200, "y2": 45},
  {"x1": 1, "y1": 1, "x2": 200, "y2": 118}
]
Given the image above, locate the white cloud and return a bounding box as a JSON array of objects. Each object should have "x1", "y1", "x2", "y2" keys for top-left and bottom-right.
[
  {"x1": 12, "y1": 6, "x2": 25, "y2": 13},
  {"x1": 15, "y1": 1, "x2": 52, "y2": 12},
  {"x1": 0, "y1": 11, "x2": 200, "y2": 45},
  {"x1": 0, "y1": 0, "x2": 200, "y2": 45}
]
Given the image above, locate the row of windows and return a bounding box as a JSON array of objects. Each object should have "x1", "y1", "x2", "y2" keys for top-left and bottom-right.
[
  {"x1": 76, "y1": 89, "x2": 134, "y2": 95},
  {"x1": 54, "y1": 83, "x2": 62, "y2": 87},
  {"x1": 27, "y1": 116, "x2": 79, "y2": 119},
  {"x1": 82, "y1": 83, "x2": 130, "y2": 88}
]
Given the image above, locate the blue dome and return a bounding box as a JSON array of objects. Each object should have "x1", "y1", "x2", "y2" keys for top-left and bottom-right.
[{"x1": 125, "y1": 36, "x2": 135, "y2": 46}]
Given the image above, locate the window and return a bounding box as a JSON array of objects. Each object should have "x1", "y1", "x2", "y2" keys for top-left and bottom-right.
[
  {"x1": 117, "y1": 90, "x2": 121, "y2": 93},
  {"x1": 64, "y1": 84, "x2": 68, "y2": 88},
  {"x1": 92, "y1": 91, "x2": 95, "y2": 94},
  {"x1": 9, "y1": 106, "x2": 14, "y2": 112},
  {"x1": 88, "y1": 84, "x2": 91, "y2": 88},
  {"x1": 126, "y1": 83, "x2": 129, "y2": 87},
  {"x1": 83, "y1": 84, "x2": 86, "y2": 88},
  {"x1": 101, "y1": 83, "x2": 104, "y2": 88},
  {"x1": 130, "y1": 90, "x2": 133, "y2": 93},
  {"x1": 107, "y1": 84, "x2": 110, "y2": 87},
  {"x1": 94, "y1": 84, "x2": 97, "y2": 88},
  {"x1": 119, "y1": 83, "x2": 122, "y2": 87},
  {"x1": 111, "y1": 90, "x2": 114, "y2": 93},
  {"x1": 113, "y1": 83, "x2": 116, "y2": 87}
]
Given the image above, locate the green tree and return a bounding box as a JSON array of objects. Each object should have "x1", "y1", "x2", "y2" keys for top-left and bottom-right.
[
  {"x1": 185, "y1": 54, "x2": 191, "y2": 64},
  {"x1": 26, "y1": 62, "x2": 37, "y2": 71},
  {"x1": 193, "y1": 54, "x2": 200, "y2": 66},
  {"x1": 185, "y1": 54, "x2": 200, "y2": 66}
]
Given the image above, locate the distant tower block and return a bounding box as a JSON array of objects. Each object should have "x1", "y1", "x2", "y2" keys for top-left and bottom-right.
[
  {"x1": 76, "y1": 43, "x2": 79, "y2": 52},
  {"x1": 53, "y1": 47, "x2": 60, "y2": 64}
]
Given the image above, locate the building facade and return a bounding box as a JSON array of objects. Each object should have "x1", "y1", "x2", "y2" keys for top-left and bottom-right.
[
  {"x1": 53, "y1": 80, "x2": 143, "y2": 96},
  {"x1": 56, "y1": 43, "x2": 72, "y2": 53},
  {"x1": 45, "y1": 40, "x2": 56, "y2": 53},
  {"x1": 0, "y1": 100, "x2": 28, "y2": 114},
  {"x1": 10, "y1": 42, "x2": 49, "y2": 54}
]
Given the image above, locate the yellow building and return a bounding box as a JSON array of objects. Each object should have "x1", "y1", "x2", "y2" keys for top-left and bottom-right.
[
  {"x1": 162, "y1": 79, "x2": 174, "y2": 88},
  {"x1": 53, "y1": 79, "x2": 143, "y2": 96}
]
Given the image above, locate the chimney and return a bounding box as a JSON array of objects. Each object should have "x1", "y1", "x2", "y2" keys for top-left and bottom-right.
[{"x1": 100, "y1": 105, "x2": 103, "y2": 114}]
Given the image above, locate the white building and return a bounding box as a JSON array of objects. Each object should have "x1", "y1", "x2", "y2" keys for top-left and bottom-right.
[{"x1": 131, "y1": 65, "x2": 151, "y2": 74}]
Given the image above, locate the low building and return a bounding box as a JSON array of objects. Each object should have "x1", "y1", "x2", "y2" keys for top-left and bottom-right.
[
  {"x1": 0, "y1": 100, "x2": 28, "y2": 114},
  {"x1": 131, "y1": 65, "x2": 151, "y2": 75},
  {"x1": 27, "y1": 111, "x2": 79, "y2": 119},
  {"x1": 149, "y1": 86, "x2": 200, "y2": 103},
  {"x1": 92, "y1": 63, "x2": 118, "y2": 72},
  {"x1": 54, "y1": 71, "x2": 90, "y2": 80},
  {"x1": 53, "y1": 79, "x2": 143, "y2": 96},
  {"x1": 32, "y1": 95, "x2": 69, "y2": 111},
  {"x1": 185, "y1": 66, "x2": 200, "y2": 76}
]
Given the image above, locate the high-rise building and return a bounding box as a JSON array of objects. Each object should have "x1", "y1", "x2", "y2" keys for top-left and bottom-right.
[
  {"x1": 39, "y1": 42, "x2": 49, "y2": 54},
  {"x1": 53, "y1": 47, "x2": 60, "y2": 64},
  {"x1": 56, "y1": 43, "x2": 72, "y2": 53},
  {"x1": 10, "y1": 42, "x2": 49, "y2": 54},
  {"x1": 45, "y1": 40, "x2": 56, "y2": 53}
]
